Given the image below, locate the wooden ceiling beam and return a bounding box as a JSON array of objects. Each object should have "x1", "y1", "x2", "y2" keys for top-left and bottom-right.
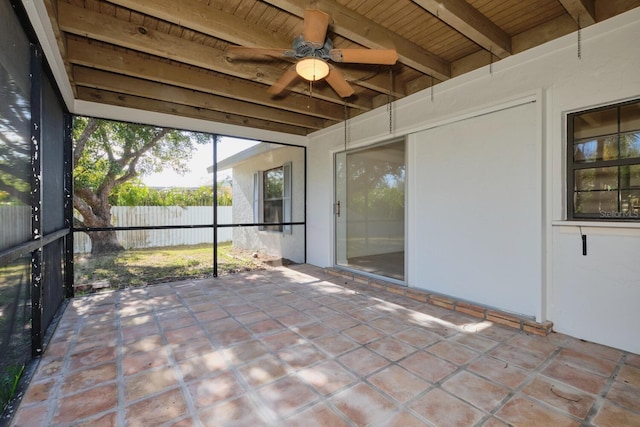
[
  {"x1": 57, "y1": 1, "x2": 371, "y2": 111},
  {"x1": 449, "y1": 13, "x2": 578, "y2": 78},
  {"x1": 103, "y1": 0, "x2": 396, "y2": 95},
  {"x1": 66, "y1": 38, "x2": 347, "y2": 121},
  {"x1": 76, "y1": 87, "x2": 311, "y2": 135},
  {"x1": 107, "y1": 0, "x2": 289, "y2": 49},
  {"x1": 262, "y1": 0, "x2": 450, "y2": 81},
  {"x1": 558, "y1": 0, "x2": 596, "y2": 26},
  {"x1": 411, "y1": 0, "x2": 512, "y2": 59},
  {"x1": 511, "y1": 14, "x2": 578, "y2": 54},
  {"x1": 73, "y1": 66, "x2": 329, "y2": 130},
  {"x1": 595, "y1": 0, "x2": 640, "y2": 21}
]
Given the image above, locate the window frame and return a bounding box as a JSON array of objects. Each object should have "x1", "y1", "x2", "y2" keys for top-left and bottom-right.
[
  {"x1": 567, "y1": 98, "x2": 640, "y2": 221},
  {"x1": 253, "y1": 162, "x2": 292, "y2": 233}
]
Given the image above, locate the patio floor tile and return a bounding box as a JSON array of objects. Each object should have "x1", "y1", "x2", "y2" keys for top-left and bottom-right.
[
  {"x1": 496, "y1": 395, "x2": 580, "y2": 427},
  {"x1": 337, "y1": 347, "x2": 390, "y2": 377},
  {"x1": 122, "y1": 348, "x2": 170, "y2": 375},
  {"x1": 520, "y1": 376, "x2": 595, "y2": 419},
  {"x1": 124, "y1": 366, "x2": 179, "y2": 402},
  {"x1": 312, "y1": 332, "x2": 359, "y2": 357},
  {"x1": 591, "y1": 401, "x2": 640, "y2": 427},
  {"x1": 617, "y1": 364, "x2": 640, "y2": 388},
  {"x1": 238, "y1": 354, "x2": 289, "y2": 387},
  {"x1": 341, "y1": 324, "x2": 385, "y2": 344},
  {"x1": 606, "y1": 380, "x2": 640, "y2": 412},
  {"x1": 187, "y1": 371, "x2": 246, "y2": 409},
  {"x1": 366, "y1": 336, "x2": 417, "y2": 361},
  {"x1": 427, "y1": 340, "x2": 480, "y2": 365},
  {"x1": 468, "y1": 355, "x2": 529, "y2": 389},
  {"x1": 60, "y1": 363, "x2": 117, "y2": 396},
  {"x1": 198, "y1": 395, "x2": 270, "y2": 427},
  {"x1": 441, "y1": 370, "x2": 510, "y2": 412},
  {"x1": 399, "y1": 350, "x2": 458, "y2": 383},
  {"x1": 297, "y1": 360, "x2": 358, "y2": 396},
  {"x1": 52, "y1": 384, "x2": 118, "y2": 424},
  {"x1": 9, "y1": 265, "x2": 640, "y2": 426},
  {"x1": 378, "y1": 410, "x2": 431, "y2": 427},
  {"x1": 329, "y1": 382, "x2": 398, "y2": 426},
  {"x1": 408, "y1": 388, "x2": 485, "y2": 426},
  {"x1": 255, "y1": 374, "x2": 318, "y2": 417},
  {"x1": 368, "y1": 365, "x2": 431, "y2": 403},
  {"x1": 284, "y1": 402, "x2": 351, "y2": 427},
  {"x1": 542, "y1": 359, "x2": 609, "y2": 394},
  {"x1": 125, "y1": 388, "x2": 188, "y2": 426}
]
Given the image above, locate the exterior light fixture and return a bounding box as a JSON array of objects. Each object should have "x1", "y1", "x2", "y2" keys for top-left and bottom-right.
[{"x1": 296, "y1": 57, "x2": 330, "y2": 81}]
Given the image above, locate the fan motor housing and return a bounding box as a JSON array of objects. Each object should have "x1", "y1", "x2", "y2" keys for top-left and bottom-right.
[{"x1": 292, "y1": 35, "x2": 333, "y2": 60}]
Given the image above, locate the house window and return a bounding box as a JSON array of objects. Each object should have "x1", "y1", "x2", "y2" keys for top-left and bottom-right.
[
  {"x1": 254, "y1": 163, "x2": 292, "y2": 232},
  {"x1": 568, "y1": 99, "x2": 640, "y2": 220}
]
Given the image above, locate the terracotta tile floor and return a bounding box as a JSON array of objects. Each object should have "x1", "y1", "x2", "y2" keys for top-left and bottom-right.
[{"x1": 11, "y1": 265, "x2": 640, "y2": 427}]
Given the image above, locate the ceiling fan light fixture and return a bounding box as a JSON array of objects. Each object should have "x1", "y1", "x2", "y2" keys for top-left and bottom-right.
[{"x1": 296, "y1": 57, "x2": 329, "y2": 81}]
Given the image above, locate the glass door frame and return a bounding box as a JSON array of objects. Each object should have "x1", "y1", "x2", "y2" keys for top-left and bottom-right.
[{"x1": 333, "y1": 138, "x2": 408, "y2": 285}]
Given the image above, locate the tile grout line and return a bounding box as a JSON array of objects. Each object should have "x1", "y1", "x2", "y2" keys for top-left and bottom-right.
[
  {"x1": 41, "y1": 303, "x2": 83, "y2": 427},
  {"x1": 582, "y1": 351, "x2": 627, "y2": 424},
  {"x1": 253, "y1": 275, "x2": 360, "y2": 426},
  {"x1": 153, "y1": 283, "x2": 203, "y2": 427},
  {"x1": 174, "y1": 280, "x2": 278, "y2": 425},
  {"x1": 228, "y1": 279, "x2": 324, "y2": 425},
  {"x1": 231, "y1": 274, "x2": 362, "y2": 424},
  {"x1": 115, "y1": 291, "x2": 126, "y2": 427}
]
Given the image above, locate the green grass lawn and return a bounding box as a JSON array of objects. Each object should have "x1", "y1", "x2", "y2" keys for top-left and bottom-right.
[{"x1": 74, "y1": 242, "x2": 271, "y2": 291}]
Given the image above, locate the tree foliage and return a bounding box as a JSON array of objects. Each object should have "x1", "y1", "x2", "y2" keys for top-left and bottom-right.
[
  {"x1": 0, "y1": 73, "x2": 30, "y2": 206},
  {"x1": 574, "y1": 134, "x2": 640, "y2": 215},
  {"x1": 73, "y1": 117, "x2": 210, "y2": 253},
  {"x1": 109, "y1": 181, "x2": 232, "y2": 207}
]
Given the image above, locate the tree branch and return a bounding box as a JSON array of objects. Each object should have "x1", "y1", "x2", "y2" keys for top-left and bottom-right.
[
  {"x1": 73, "y1": 117, "x2": 99, "y2": 167},
  {"x1": 114, "y1": 157, "x2": 139, "y2": 187},
  {"x1": 73, "y1": 193, "x2": 97, "y2": 226},
  {"x1": 119, "y1": 128, "x2": 171, "y2": 167}
]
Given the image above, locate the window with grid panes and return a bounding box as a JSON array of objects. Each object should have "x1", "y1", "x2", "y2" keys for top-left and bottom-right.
[{"x1": 568, "y1": 99, "x2": 640, "y2": 220}]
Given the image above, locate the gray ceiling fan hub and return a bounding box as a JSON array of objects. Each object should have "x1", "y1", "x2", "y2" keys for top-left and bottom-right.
[{"x1": 290, "y1": 35, "x2": 333, "y2": 60}]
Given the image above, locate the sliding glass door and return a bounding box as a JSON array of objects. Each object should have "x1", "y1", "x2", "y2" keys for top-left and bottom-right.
[{"x1": 335, "y1": 140, "x2": 405, "y2": 281}]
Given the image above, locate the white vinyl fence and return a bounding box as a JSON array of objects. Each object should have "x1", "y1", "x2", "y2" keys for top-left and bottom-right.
[
  {"x1": 0, "y1": 206, "x2": 31, "y2": 250},
  {"x1": 74, "y1": 206, "x2": 232, "y2": 254}
]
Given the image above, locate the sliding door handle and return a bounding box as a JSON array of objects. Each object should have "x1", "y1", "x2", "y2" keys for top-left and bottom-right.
[{"x1": 335, "y1": 201, "x2": 341, "y2": 217}]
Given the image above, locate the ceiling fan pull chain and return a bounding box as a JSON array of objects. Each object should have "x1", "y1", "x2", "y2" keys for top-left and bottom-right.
[
  {"x1": 489, "y1": 47, "x2": 493, "y2": 75},
  {"x1": 388, "y1": 66, "x2": 393, "y2": 134},
  {"x1": 344, "y1": 100, "x2": 349, "y2": 151},
  {"x1": 430, "y1": 75, "x2": 434, "y2": 102},
  {"x1": 577, "y1": 16, "x2": 582, "y2": 59}
]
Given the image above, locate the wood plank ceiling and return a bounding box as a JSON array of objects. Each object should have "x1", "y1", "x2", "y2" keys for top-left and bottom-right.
[{"x1": 45, "y1": 0, "x2": 639, "y2": 135}]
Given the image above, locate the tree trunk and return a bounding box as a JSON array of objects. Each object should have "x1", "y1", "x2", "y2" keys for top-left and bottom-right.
[
  {"x1": 87, "y1": 230, "x2": 124, "y2": 254},
  {"x1": 74, "y1": 188, "x2": 125, "y2": 255}
]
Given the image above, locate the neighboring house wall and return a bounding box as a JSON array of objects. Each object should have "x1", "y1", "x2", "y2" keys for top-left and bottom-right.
[
  {"x1": 307, "y1": 9, "x2": 640, "y2": 354},
  {"x1": 231, "y1": 146, "x2": 305, "y2": 263}
]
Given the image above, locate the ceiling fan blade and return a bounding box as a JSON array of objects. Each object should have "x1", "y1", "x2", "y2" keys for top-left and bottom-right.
[
  {"x1": 227, "y1": 46, "x2": 289, "y2": 58},
  {"x1": 304, "y1": 9, "x2": 330, "y2": 48},
  {"x1": 330, "y1": 48, "x2": 398, "y2": 65},
  {"x1": 325, "y1": 67, "x2": 354, "y2": 98},
  {"x1": 267, "y1": 66, "x2": 299, "y2": 96}
]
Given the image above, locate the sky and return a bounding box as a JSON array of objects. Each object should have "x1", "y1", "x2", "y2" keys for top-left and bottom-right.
[{"x1": 142, "y1": 136, "x2": 260, "y2": 188}]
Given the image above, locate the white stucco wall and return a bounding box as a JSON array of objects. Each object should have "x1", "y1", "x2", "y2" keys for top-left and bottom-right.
[
  {"x1": 307, "y1": 8, "x2": 640, "y2": 353},
  {"x1": 409, "y1": 100, "x2": 541, "y2": 319},
  {"x1": 230, "y1": 146, "x2": 306, "y2": 263}
]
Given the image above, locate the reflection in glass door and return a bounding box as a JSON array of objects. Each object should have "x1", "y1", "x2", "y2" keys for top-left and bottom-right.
[{"x1": 335, "y1": 140, "x2": 405, "y2": 281}]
